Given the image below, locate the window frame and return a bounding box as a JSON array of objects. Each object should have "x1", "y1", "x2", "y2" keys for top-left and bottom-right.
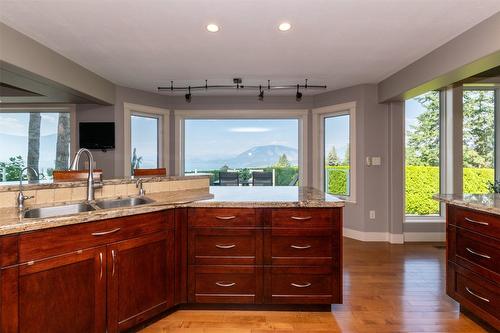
[
  {"x1": 174, "y1": 109, "x2": 309, "y2": 185},
  {"x1": 0, "y1": 104, "x2": 77, "y2": 175},
  {"x1": 123, "y1": 103, "x2": 170, "y2": 177},
  {"x1": 312, "y1": 102, "x2": 356, "y2": 203}
]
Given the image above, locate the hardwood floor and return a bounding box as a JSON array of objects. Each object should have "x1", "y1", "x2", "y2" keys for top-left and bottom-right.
[{"x1": 139, "y1": 238, "x2": 492, "y2": 333}]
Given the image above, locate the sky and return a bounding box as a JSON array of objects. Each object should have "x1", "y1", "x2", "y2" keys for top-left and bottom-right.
[
  {"x1": 405, "y1": 97, "x2": 427, "y2": 137},
  {"x1": 131, "y1": 115, "x2": 159, "y2": 168},
  {"x1": 324, "y1": 115, "x2": 350, "y2": 162},
  {"x1": 184, "y1": 119, "x2": 299, "y2": 160}
]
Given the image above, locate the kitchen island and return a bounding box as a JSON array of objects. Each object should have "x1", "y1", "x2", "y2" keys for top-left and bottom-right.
[
  {"x1": 435, "y1": 194, "x2": 499, "y2": 330},
  {"x1": 0, "y1": 185, "x2": 344, "y2": 333}
]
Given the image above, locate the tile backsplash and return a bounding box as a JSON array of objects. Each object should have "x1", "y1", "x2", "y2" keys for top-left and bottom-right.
[{"x1": 0, "y1": 177, "x2": 209, "y2": 208}]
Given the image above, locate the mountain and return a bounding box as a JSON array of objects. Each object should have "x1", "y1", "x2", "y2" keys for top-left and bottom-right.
[{"x1": 185, "y1": 145, "x2": 298, "y2": 170}]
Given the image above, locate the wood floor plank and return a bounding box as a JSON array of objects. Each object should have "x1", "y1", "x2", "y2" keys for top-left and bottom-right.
[{"x1": 140, "y1": 238, "x2": 492, "y2": 333}]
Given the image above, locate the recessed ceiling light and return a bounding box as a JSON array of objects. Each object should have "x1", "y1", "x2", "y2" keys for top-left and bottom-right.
[
  {"x1": 278, "y1": 22, "x2": 291, "y2": 31},
  {"x1": 206, "y1": 24, "x2": 219, "y2": 33}
]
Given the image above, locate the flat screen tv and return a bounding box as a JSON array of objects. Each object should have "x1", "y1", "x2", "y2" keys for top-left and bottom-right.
[{"x1": 79, "y1": 122, "x2": 115, "y2": 150}]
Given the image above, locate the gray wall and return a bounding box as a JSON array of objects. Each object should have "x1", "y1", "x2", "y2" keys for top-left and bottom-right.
[{"x1": 75, "y1": 104, "x2": 115, "y2": 179}]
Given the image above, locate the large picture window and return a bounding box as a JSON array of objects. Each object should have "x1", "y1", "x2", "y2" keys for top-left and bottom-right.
[
  {"x1": 0, "y1": 110, "x2": 72, "y2": 182},
  {"x1": 184, "y1": 119, "x2": 299, "y2": 186},
  {"x1": 462, "y1": 89, "x2": 495, "y2": 193},
  {"x1": 405, "y1": 91, "x2": 440, "y2": 216}
]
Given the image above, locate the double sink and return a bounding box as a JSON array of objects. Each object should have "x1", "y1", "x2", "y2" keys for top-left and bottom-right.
[{"x1": 23, "y1": 196, "x2": 155, "y2": 219}]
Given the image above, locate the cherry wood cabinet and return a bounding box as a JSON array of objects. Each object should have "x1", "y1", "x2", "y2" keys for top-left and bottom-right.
[
  {"x1": 107, "y1": 231, "x2": 174, "y2": 332},
  {"x1": 187, "y1": 207, "x2": 342, "y2": 305},
  {"x1": 446, "y1": 205, "x2": 500, "y2": 330}
]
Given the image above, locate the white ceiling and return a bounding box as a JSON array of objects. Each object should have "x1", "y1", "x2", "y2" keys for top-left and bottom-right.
[{"x1": 1, "y1": 0, "x2": 499, "y2": 95}]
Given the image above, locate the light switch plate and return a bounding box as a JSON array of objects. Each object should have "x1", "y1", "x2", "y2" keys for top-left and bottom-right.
[{"x1": 372, "y1": 157, "x2": 381, "y2": 166}]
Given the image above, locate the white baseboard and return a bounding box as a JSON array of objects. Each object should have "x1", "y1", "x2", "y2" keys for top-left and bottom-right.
[
  {"x1": 343, "y1": 227, "x2": 404, "y2": 244},
  {"x1": 404, "y1": 232, "x2": 446, "y2": 242},
  {"x1": 343, "y1": 228, "x2": 444, "y2": 243}
]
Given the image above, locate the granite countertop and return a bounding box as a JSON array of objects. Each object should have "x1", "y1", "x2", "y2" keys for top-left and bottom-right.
[
  {"x1": 0, "y1": 186, "x2": 344, "y2": 235},
  {"x1": 434, "y1": 193, "x2": 500, "y2": 216}
]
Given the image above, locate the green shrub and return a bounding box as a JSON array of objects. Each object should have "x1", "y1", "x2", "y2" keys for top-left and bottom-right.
[
  {"x1": 405, "y1": 166, "x2": 494, "y2": 215},
  {"x1": 326, "y1": 166, "x2": 349, "y2": 195}
]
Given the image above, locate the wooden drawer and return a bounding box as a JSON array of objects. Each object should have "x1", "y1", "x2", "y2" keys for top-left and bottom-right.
[
  {"x1": 271, "y1": 235, "x2": 332, "y2": 266},
  {"x1": 455, "y1": 227, "x2": 499, "y2": 281},
  {"x1": 188, "y1": 208, "x2": 256, "y2": 227},
  {"x1": 454, "y1": 268, "x2": 499, "y2": 325},
  {"x1": 189, "y1": 265, "x2": 260, "y2": 304},
  {"x1": 271, "y1": 208, "x2": 337, "y2": 228},
  {"x1": 189, "y1": 228, "x2": 260, "y2": 265},
  {"x1": 451, "y1": 206, "x2": 500, "y2": 239},
  {"x1": 266, "y1": 266, "x2": 337, "y2": 304},
  {"x1": 19, "y1": 211, "x2": 171, "y2": 262}
]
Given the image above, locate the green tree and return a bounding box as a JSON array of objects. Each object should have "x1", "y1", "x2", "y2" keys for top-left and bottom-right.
[
  {"x1": 343, "y1": 144, "x2": 350, "y2": 166},
  {"x1": 0, "y1": 156, "x2": 25, "y2": 181},
  {"x1": 327, "y1": 146, "x2": 339, "y2": 166},
  {"x1": 130, "y1": 147, "x2": 143, "y2": 174},
  {"x1": 406, "y1": 91, "x2": 440, "y2": 166},
  {"x1": 220, "y1": 164, "x2": 229, "y2": 172},
  {"x1": 463, "y1": 90, "x2": 495, "y2": 168},
  {"x1": 275, "y1": 154, "x2": 291, "y2": 167}
]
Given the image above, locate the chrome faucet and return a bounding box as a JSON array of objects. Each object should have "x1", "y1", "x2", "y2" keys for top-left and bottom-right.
[
  {"x1": 17, "y1": 166, "x2": 38, "y2": 210},
  {"x1": 136, "y1": 178, "x2": 146, "y2": 196},
  {"x1": 70, "y1": 148, "x2": 99, "y2": 201}
]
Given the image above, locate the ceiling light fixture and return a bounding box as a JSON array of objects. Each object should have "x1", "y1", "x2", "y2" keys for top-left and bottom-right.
[
  {"x1": 206, "y1": 24, "x2": 219, "y2": 32},
  {"x1": 278, "y1": 22, "x2": 291, "y2": 31},
  {"x1": 185, "y1": 86, "x2": 192, "y2": 103},
  {"x1": 295, "y1": 84, "x2": 303, "y2": 102},
  {"x1": 258, "y1": 85, "x2": 264, "y2": 101}
]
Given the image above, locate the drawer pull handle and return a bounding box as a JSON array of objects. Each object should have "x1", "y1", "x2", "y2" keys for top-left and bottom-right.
[
  {"x1": 111, "y1": 250, "x2": 117, "y2": 277},
  {"x1": 466, "y1": 247, "x2": 491, "y2": 259},
  {"x1": 216, "y1": 281, "x2": 236, "y2": 287},
  {"x1": 291, "y1": 282, "x2": 312, "y2": 288},
  {"x1": 291, "y1": 244, "x2": 312, "y2": 250},
  {"x1": 91, "y1": 228, "x2": 121, "y2": 236},
  {"x1": 99, "y1": 252, "x2": 103, "y2": 280},
  {"x1": 216, "y1": 244, "x2": 236, "y2": 249},
  {"x1": 465, "y1": 287, "x2": 490, "y2": 303},
  {"x1": 291, "y1": 216, "x2": 312, "y2": 221},
  {"x1": 215, "y1": 216, "x2": 236, "y2": 220},
  {"x1": 464, "y1": 217, "x2": 489, "y2": 226}
]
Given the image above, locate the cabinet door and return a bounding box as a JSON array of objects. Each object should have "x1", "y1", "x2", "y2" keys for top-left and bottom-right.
[
  {"x1": 107, "y1": 231, "x2": 174, "y2": 333},
  {"x1": 16, "y1": 247, "x2": 106, "y2": 333}
]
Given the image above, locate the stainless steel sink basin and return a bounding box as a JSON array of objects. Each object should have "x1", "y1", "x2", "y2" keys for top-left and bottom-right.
[
  {"x1": 23, "y1": 202, "x2": 96, "y2": 218},
  {"x1": 94, "y1": 196, "x2": 154, "y2": 209}
]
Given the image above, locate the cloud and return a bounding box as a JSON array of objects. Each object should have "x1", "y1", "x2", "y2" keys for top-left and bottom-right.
[{"x1": 228, "y1": 127, "x2": 271, "y2": 133}]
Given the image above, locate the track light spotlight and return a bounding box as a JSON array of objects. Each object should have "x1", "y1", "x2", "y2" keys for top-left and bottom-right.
[
  {"x1": 258, "y1": 86, "x2": 264, "y2": 101},
  {"x1": 185, "y1": 86, "x2": 192, "y2": 103},
  {"x1": 295, "y1": 84, "x2": 303, "y2": 102}
]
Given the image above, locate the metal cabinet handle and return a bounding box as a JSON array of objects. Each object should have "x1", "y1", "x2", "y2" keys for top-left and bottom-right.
[
  {"x1": 464, "y1": 217, "x2": 489, "y2": 226},
  {"x1": 99, "y1": 252, "x2": 103, "y2": 280},
  {"x1": 291, "y1": 282, "x2": 312, "y2": 288},
  {"x1": 91, "y1": 228, "x2": 121, "y2": 236},
  {"x1": 291, "y1": 244, "x2": 312, "y2": 250},
  {"x1": 215, "y1": 216, "x2": 236, "y2": 220},
  {"x1": 111, "y1": 250, "x2": 117, "y2": 277},
  {"x1": 465, "y1": 287, "x2": 490, "y2": 303},
  {"x1": 216, "y1": 281, "x2": 236, "y2": 287},
  {"x1": 291, "y1": 216, "x2": 312, "y2": 221},
  {"x1": 216, "y1": 244, "x2": 236, "y2": 249},
  {"x1": 466, "y1": 247, "x2": 491, "y2": 259}
]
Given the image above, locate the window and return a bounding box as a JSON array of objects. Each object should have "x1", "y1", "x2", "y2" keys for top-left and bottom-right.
[
  {"x1": 131, "y1": 115, "x2": 159, "y2": 173},
  {"x1": 183, "y1": 119, "x2": 299, "y2": 186},
  {"x1": 462, "y1": 89, "x2": 495, "y2": 193},
  {"x1": 405, "y1": 91, "x2": 440, "y2": 216},
  {"x1": 312, "y1": 102, "x2": 356, "y2": 201},
  {"x1": 324, "y1": 114, "x2": 350, "y2": 196},
  {"x1": 0, "y1": 109, "x2": 73, "y2": 182},
  {"x1": 124, "y1": 103, "x2": 169, "y2": 176}
]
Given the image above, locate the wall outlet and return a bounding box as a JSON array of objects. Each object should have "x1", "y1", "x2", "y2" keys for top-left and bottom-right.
[{"x1": 369, "y1": 210, "x2": 376, "y2": 220}]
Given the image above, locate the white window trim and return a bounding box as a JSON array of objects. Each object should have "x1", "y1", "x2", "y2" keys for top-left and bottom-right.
[
  {"x1": 312, "y1": 102, "x2": 356, "y2": 203},
  {"x1": 124, "y1": 103, "x2": 170, "y2": 177},
  {"x1": 0, "y1": 104, "x2": 77, "y2": 162},
  {"x1": 174, "y1": 109, "x2": 309, "y2": 185}
]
